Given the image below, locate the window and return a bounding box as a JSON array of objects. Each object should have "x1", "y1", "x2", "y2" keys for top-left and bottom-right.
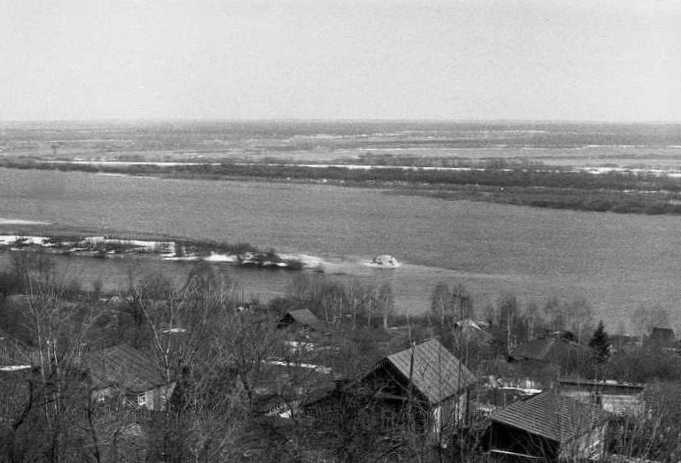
[
  {"x1": 137, "y1": 393, "x2": 147, "y2": 407},
  {"x1": 381, "y1": 409, "x2": 395, "y2": 429}
]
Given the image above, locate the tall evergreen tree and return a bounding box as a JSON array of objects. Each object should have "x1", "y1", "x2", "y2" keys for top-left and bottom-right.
[{"x1": 589, "y1": 320, "x2": 610, "y2": 363}]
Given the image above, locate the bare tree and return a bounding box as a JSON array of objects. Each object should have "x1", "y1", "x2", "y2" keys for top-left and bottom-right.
[{"x1": 377, "y1": 282, "x2": 394, "y2": 329}]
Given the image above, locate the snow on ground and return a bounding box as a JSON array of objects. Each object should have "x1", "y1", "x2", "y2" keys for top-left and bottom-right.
[
  {"x1": 47, "y1": 160, "x2": 221, "y2": 167},
  {"x1": 0, "y1": 235, "x2": 51, "y2": 246},
  {"x1": 0, "y1": 365, "x2": 32, "y2": 372},
  {"x1": 278, "y1": 253, "x2": 325, "y2": 268},
  {"x1": 264, "y1": 360, "x2": 332, "y2": 374},
  {"x1": 203, "y1": 252, "x2": 238, "y2": 263},
  {"x1": 0, "y1": 218, "x2": 51, "y2": 225},
  {"x1": 161, "y1": 328, "x2": 187, "y2": 334}
]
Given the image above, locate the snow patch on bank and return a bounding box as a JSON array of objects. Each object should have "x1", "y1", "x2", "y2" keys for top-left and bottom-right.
[
  {"x1": 0, "y1": 235, "x2": 51, "y2": 246},
  {"x1": 0, "y1": 218, "x2": 51, "y2": 225},
  {"x1": 0, "y1": 365, "x2": 32, "y2": 372},
  {"x1": 203, "y1": 252, "x2": 238, "y2": 263},
  {"x1": 278, "y1": 253, "x2": 325, "y2": 269}
]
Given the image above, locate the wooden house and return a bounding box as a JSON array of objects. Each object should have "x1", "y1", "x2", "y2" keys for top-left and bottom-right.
[
  {"x1": 305, "y1": 339, "x2": 477, "y2": 436},
  {"x1": 84, "y1": 344, "x2": 175, "y2": 411},
  {"x1": 277, "y1": 309, "x2": 324, "y2": 332},
  {"x1": 487, "y1": 391, "x2": 609, "y2": 462}
]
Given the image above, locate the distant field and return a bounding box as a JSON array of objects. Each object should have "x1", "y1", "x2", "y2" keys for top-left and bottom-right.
[
  {"x1": 6, "y1": 120, "x2": 681, "y2": 218},
  {"x1": 3, "y1": 120, "x2": 681, "y2": 168}
]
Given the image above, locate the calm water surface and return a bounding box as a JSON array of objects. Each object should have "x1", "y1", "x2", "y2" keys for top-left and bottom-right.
[{"x1": 2, "y1": 168, "x2": 681, "y2": 330}]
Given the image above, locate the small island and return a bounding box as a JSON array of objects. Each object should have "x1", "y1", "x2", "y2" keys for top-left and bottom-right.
[{"x1": 0, "y1": 233, "x2": 307, "y2": 271}]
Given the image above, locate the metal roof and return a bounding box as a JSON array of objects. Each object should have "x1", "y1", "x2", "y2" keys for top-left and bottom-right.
[
  {"x1": 490, "y1": 391, "x2": 609, "y2": 443},
  {"x1": 384, "y1": 339, "x2": 476, "y2": 405}
]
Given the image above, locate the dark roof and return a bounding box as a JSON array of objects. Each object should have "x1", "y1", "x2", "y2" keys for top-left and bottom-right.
[
  {"x1": 279, "y1": 309, "x2": 323, "y2": 330},
  {"x1": 490, "y1": 391, "x2": 609, "y2": 443},
  {"x1": 382, "y1": 339, "x2": 476, "y2": 405},
  {"x1": 648, "y1": 327, "x2": 675, "y2": 344},
  {"x1": 510, "y1": 336, "x2": 590, "y2": 363},
  {"x1": 84, "y1": 344, "x2": 166, "y2": 393}
]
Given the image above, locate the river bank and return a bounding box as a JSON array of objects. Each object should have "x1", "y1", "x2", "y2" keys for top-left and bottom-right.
[
  {"x1": 4, "y1": 159, "x2": 681, "y2": 216},
  {"x1": 0, "y1": 226, "x2": 310, "y2": 271}
]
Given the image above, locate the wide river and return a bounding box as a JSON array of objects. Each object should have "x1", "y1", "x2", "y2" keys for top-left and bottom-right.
[{"x1": 1, "y1": 168, "x2": 680, "y2": 331}]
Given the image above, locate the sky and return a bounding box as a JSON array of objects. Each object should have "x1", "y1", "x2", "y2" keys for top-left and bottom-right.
[{"x1": 1, "y1": 0, "x2": 680, "y2": 122}]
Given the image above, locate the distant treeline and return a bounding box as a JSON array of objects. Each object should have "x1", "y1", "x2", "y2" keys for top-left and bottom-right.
[
  {"x1": 4, "y1": 158, "x2": 681, "y2": 215},
  {"x1": 399, "y1": 185, "x2": 681, "y2": 215}
]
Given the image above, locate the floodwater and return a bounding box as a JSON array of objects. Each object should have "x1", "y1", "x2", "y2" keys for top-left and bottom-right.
[{"x1": 2, "y1": 167, "x2": 681, "y2": 330}]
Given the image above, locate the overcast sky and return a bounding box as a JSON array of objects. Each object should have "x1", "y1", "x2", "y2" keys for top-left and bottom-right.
[{"x1": 1, "y1": 0, "x2": 680, "y2": 121}]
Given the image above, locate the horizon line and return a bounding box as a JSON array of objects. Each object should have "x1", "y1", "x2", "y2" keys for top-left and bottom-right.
[{"x1": 1, "y1": 117, "x2": 681, "y2": 125}]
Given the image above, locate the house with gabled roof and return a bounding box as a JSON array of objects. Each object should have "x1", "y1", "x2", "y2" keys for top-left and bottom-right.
[
  {"x1": 305, "y1": 339, "x2": 476, "y2": 436},
  {"x1": 487, "y1": 391, "x2": 609, "y2": 462},
  {"x1": 277, "y1": 309, "x2": 324, "y2": 332},
  {"x1": 83, "y1": 344, "x2": 175, "y2": 411},
  {"x1": 373, "y1": 338, "x2": 477, "y2": 407}
]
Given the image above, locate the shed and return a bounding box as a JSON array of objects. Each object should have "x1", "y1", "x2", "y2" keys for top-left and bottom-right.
[
  {"x1": 558, "y1": 378, "x2": 645, "y2": 416},
  {"x1": 488, "y1": 391, "x2": 609, "y2": 462}
]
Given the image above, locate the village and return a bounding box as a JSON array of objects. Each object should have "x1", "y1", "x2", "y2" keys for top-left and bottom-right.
[
  {"x1": 1, "y1": 254, "x2": 680, "y2": 462},
  {"x1": 2, "y1": 0, "x2": 680, "y2": 461}
]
